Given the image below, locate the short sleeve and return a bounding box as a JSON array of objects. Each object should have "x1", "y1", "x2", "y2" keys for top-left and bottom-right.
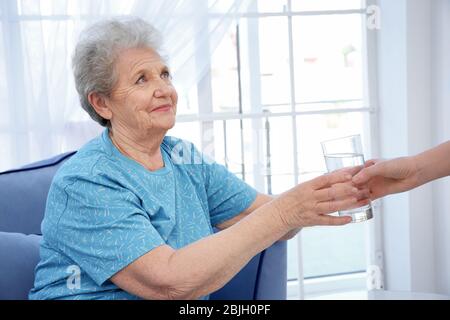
[
  {"x1": 53, "y1": 175, "x2": 165, "y2": 286},
  {"x1": 203, "y1": 160, "x2": 258, "y2": 226}
]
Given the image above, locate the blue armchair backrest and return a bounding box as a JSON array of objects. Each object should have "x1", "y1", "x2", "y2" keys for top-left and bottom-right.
[
  {"x1": 0, "y1": 152, "x2": 76, "y2": 234},
  {"x1": 0, "y1": 151, "x2": 286, "y2": 300}
]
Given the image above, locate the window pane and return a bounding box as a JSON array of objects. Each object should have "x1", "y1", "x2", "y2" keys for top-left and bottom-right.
[
  {"x1": 233, "y1": 18, "x2": 259, "y2": 115},
  {"x1": 170, "y1": 119, "x2": 259, "y2": 189},
  {"x1": 263, "y1": 116, "x2": 295, "y2": 194},
  {"x1": 196, "y1": 117, "x2": 298, "y2": 193},
  {"x1": 286, "y1": 111, "x2": 370, "y2": 280},
  {"x1": 292, "y1": 14, "x2": 364, "y2": 104},
  {"x1": 213, "y1": 118, "x2": 260, "y2": 188},
  {"x1": 259, "y1": 17, "x2": 291, "y2": 108},
  {"x1": 167, "y1": 121, "x2": 201, "y2": 148},
  {"x1": 242, "y1": 118, "x2": 264, "y2": 190},
  {"x1": 288, "y1": 185, "x2": 368, "y2": 280},
  {"x1": 212, "y1": 120, "x2": 227, "y2": 166},
  {"x1": 291, "y1": 0, "x2": 363, "y2": 11},
  {"x1": 221, "y1": 119, "x2": 244, "y2": 175},
  {"x1": 174, "y1": 85, "x2": 199, "y2": 115},
  {"x1": 211, "y1": 28, "x2": 239, "y2": 113},
  {"x1": 252, "y1": 0, "x2": 288, "y2": 13},
  {"x1": 287, "y1": 237, "x2": 299, "y2": 280},
  {"x1": 301, "y1": 221, "x2": 366, "y2": 278},
  {"x1": 296, "y1": 112, "x2": 368, "y2": 174}
]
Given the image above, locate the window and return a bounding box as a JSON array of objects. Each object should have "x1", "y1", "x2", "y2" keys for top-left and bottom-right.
[
  {"x1": 171, "y1": 0, "x2": 376, "y2": 299},
  {"x1": 1, "y1": 0, "x2": 378, "y2": 299}
]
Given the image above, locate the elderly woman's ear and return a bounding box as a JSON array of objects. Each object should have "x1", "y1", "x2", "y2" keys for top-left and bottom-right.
[{"x1": 87, "y1": 92, "x2": 112, "y2": 122}]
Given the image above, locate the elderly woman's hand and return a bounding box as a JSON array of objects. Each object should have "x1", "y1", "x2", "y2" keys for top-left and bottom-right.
[{"x1": 272, "y1": 167, "x2": 370, "y2": 229}]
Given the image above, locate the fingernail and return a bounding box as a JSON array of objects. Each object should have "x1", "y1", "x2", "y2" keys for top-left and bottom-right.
[
  {"x1": 352, "y1": 187, "x2": 358, "y2": 193},
  {"x1": 345, "y1": 174, "x2": 352, "y2": 180}
]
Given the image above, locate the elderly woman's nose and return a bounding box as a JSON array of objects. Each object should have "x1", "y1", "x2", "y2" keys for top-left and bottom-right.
[{"x1": 154, "y1": 84, "x2": 173, "y2": 97}]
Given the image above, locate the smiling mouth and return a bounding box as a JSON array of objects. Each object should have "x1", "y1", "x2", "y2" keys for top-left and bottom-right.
[{"x1": 151, "y1": 104, "x2": 172, "y2": 112}]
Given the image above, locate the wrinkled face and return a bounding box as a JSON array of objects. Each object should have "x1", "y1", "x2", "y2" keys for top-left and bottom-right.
[{"x1": 105, "y1": 47, "x2": 177, "y2": 138}]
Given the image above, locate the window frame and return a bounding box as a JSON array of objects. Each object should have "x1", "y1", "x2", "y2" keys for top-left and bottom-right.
[{"x1": 188, "y1": 0, "x2": 382, "y2": 299}]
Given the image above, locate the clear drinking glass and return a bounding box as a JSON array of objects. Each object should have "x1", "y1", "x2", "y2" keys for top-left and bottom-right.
[{"x1": 321, "y1": 134, "x2": 373, "y2": 223}]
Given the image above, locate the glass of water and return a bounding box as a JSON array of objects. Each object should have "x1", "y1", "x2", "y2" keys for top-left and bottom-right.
[{"x1": 321, "y1": 134, "x2": 373, "y2": 223}]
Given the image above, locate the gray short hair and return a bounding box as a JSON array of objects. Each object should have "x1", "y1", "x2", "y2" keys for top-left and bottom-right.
[{"x1": 72, "y1": 17, "x2": 163, "y2": 127}]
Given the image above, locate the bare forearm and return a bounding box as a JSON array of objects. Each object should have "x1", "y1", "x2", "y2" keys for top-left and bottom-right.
[
  {"x1": 266, "y1": 196, "x2": 302, "y2": 240},
  {"x1": 217, "y1": 193, "x2": 302, "y2": 241},
  {"x1": 253, "y1": 194, "x2": 302, "y2": 240},
  {"x1": 165, "y1": 202, "x2": 288, "y2": 299},
  {"x1": 415, "y1": 141, "x2": 450, "y2": 186}
]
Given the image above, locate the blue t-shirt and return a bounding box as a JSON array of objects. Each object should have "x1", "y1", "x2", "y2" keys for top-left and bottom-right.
[{"x1": 29, "y1": 129, "x2": 257, "y2": 300}]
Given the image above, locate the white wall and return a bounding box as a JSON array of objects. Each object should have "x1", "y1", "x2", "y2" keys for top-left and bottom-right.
[
  {"x1": 376, "y1": 0, "x2": 411, "y2": 291},
  {"x1": 430, "y1": 0, "x2": 450, "y2": 296},
  {"x1": 376, "y1": 0, "x2": 440, "y2": 293}
]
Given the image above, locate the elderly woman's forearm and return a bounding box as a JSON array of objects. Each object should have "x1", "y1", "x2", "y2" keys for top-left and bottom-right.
[
  {"x1": 217, "y1": 193, "x2": 302, "y2": 241},
  {"x1": 161, "y1": 202, "x2": 289, "y2": 299}
]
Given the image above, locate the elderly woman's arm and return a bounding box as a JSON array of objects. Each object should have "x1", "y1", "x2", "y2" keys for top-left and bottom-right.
[
  {"x1": 215, "y1": 193, "x2": 301, "y2": 241},
  {"x1": 110, "y1": 168, "x2": 368, "y2": 300},
  {"x1": 111, "y1": 203, "x2": 287, "y2": 300}
]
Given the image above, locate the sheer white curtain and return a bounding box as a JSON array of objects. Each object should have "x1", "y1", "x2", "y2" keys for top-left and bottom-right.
[{"x1": 0, "y1": 0, "x2": 252, "y2": 171}]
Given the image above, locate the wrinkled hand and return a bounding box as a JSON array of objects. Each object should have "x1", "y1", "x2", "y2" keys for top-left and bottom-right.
[
  {"x1": 352, "y1": 157, "x2": 420, "y2": 200},
  {"x1": 273, "y1": 167, "x2": 370, "y2": 229}
]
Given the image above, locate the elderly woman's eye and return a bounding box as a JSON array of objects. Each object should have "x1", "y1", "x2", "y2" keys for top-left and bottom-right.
[
  {"x1": 161, "y1": 71, "x2": 171, "y2": 80},
  {"x1": 136, "y1": 75, "x2": 146, "y2": 84}
]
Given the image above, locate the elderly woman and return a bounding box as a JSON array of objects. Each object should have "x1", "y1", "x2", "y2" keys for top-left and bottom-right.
[{"x1": 29, "y1": 18, "x2": 369, "y2": 300}]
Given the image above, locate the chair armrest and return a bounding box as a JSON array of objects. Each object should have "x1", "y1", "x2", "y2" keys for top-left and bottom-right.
[{"x1": 210, "y1": 241, "x2": 287, "y2": 300}]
